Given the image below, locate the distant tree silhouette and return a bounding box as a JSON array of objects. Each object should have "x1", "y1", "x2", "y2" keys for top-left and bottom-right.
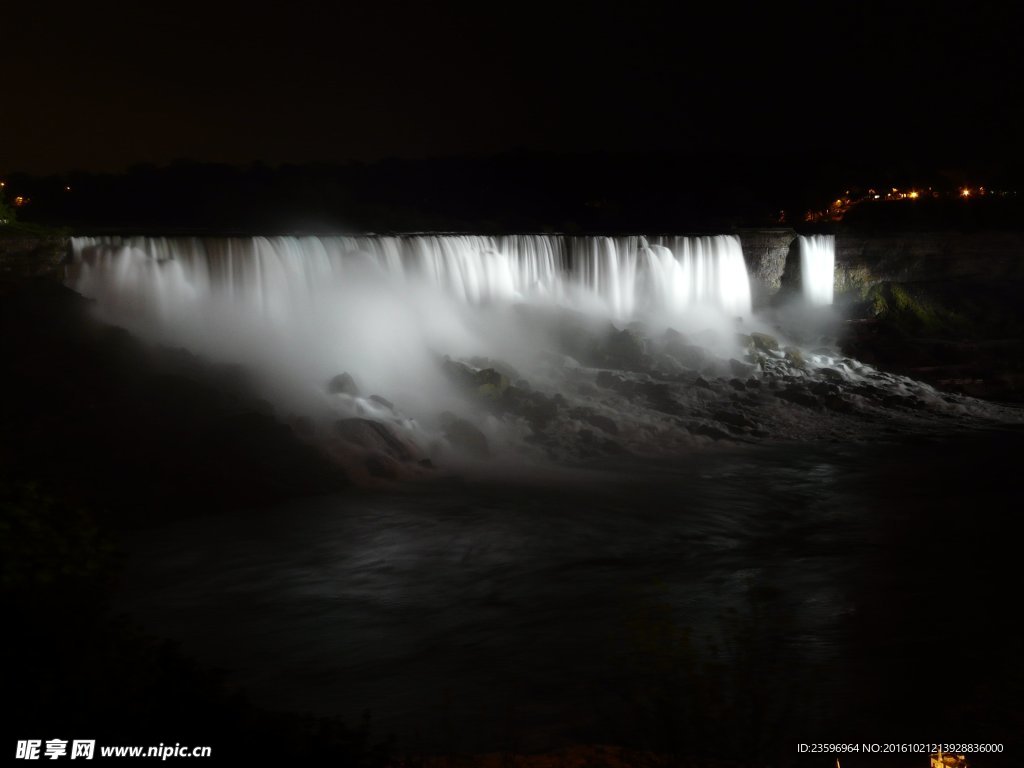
[{"x1": 0, "y1": 187, "x2": 14, "y2": 226}]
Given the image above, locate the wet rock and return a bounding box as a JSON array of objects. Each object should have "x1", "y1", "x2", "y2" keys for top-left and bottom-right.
[
  {"x1": 713, "y1": 409, "x2": 756, "y2": 430},
  {"x1": 369, "y1": 394, "x2": 395, "y2": 410},
  {"x1": 328, "y1": 372, "x2": 359, "y2": 396},
  {"x1": 664, "y1": 328, "x2": 689, "y2": 345},
  {"x1": 638, "y1": 381, "x2": 682, "y2": 413},
  {"x1": 570, "y1": 406, "x2": 619, "y2": 435},
  {"x1": 596, "y1": 370, "x2": 626, "y2": 389},
  {"x1": 818, "y1": 367, "x2": 846, "y2": 382},
  {"x1": 605, "y1": 327, "x2": 647, "y2": 370},
  {"x1": 776, "y1": 386, "x2": 819, "y2": 408},
  {"x1": 443, "y1": 359, "x2": 509, "y2": 399},
  {"x1": 335, "y1": 418, "x2": 417, "y2": 461},
  {"x1": 439, "y1": 411, "x2": 490, "y2": 456},
  {"x1": 729, "y1": 358, "x2": 756, "y2": 377},
  {"x1": 823, "y1": 394, "x2": 858, "y2": 413},
  {"x1": 750, "y1": 332, "x2": 779, "y2": 352},
  {"x1": 665, "y1": 338, "x2": 709, "y2": 369},
  {"x1": 728, "y1": 378, "x2": 746, "y2": 391},
  {"x1": 883, "y1": 394, "x2": 910, "y2": 408},
  {"x1": 468, "y1": 356, "x2": 521, "y2": 383},
  {"x1": 694, "y1": 423, "x2": 732, "y2": 440},
  {"x1": 810, "y1": 381, "x2": 839, "y2": 396},
  {"x1": 651, "y1": 353, "x2": 686, "y2": 376},
  {"x1": 783, "y1": 345, "x2": 806, "y2": 369},
  {"x1": 504, "y1": 388, "x2": 561, "y2": 429}
]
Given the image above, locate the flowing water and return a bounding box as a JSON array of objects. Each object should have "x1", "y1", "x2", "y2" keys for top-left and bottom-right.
[
  {"x1": 63, "y1": 232, "x2": 1022, "y2": 763},
  {"x1": 799, "y1": 234, "x2": 836, "y2": 306},
  {"x1": 115, "y1": 429, "x2": 1024, "y2": 762}
]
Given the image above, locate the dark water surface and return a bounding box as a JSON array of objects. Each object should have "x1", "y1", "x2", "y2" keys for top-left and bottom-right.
[{"x1": 118, "y1": 428, "x2": 1024, "y2": 763}]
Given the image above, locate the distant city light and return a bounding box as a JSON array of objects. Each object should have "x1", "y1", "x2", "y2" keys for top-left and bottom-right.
[
  {"x1": 805, "y1": 180, "x2": 1016, "y2": 223},
  {"x1": 65, "y1": 185, "x2": 72, "y2": 192}
]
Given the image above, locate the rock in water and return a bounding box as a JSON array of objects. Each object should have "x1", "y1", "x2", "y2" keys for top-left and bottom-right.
[{"x1": 328, "y1": 372, "x2": 360, "y2": 396}]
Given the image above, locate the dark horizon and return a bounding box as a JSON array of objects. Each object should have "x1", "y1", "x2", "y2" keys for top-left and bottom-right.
[
  {"x1": 7, "y1": 149, "x2": 1022, "y2": 235},
  {"x1": 4, "y1": 2, "x2": 1021, "y2": 176}
]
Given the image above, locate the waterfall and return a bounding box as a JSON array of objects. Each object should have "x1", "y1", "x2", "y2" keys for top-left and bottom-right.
[
  {"x1": 69, "y1": 234, "x2": 752, "y2": 320},
  {"x1": 799, "y1": 234, "x2": 835, "y2": 306},
  {"x1": 65, "y1": 234, "x2": 755, "y2": 424}
]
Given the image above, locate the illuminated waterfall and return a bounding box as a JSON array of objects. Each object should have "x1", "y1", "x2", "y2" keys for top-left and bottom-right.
[
  {"x1": 69, "y1": 234, "x2": 753, "y2": 319},
  {"x1": 65, "y1": 233, "x2": 756, "y2": 431},
  {"x1": 799, "y1": 234, "x2": 835, "y2": 306}
]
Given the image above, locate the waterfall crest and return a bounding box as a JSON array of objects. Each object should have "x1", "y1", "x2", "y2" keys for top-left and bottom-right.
[{"x1": 69, "y1": 234, "x2": 753, "y2": 320}]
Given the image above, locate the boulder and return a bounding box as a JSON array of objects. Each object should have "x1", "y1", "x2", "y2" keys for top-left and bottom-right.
[
  {"x1": 327, "y1": 372, "x2": 359, "y2": 396},
  {"x1": 443, "y1": 358, "x2": 509, "y2": 399},
  {"x1": 783, "y1": 345, "x2": 806, "y2": 369},
  {"x1": 750, "y1": 332, "x2": 779, "y2": 352}
]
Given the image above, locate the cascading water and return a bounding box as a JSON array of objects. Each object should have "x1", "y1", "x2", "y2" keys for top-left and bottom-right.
[
  {"x1": 67, "y1": 233, "x2": 755, "y2": 462},
  {"x1": 798, "y1": 234, "x2": 835, "y2": 306},
  {"x1": 70, "y1": 234, "x2": 751, "y2": 319}
]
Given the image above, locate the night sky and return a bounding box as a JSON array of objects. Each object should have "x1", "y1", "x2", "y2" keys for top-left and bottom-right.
[{"x1": 2, "y1": 2, "x2": 1020, "y2": 174}]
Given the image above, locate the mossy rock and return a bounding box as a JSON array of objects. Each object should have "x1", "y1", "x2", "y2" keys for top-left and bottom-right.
[
  {"x1": 864, "y1": 282, "x2": 972, "y2": 336},
  {"x1": 783, "y1": 345, "x2": 806, "y2": 369},
  {"x1": 442, "y1": 359, "x2": 510, "y2": 399},
  {"x1": 750, "y1": 332, "x2": 779, "y2": 352}
]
